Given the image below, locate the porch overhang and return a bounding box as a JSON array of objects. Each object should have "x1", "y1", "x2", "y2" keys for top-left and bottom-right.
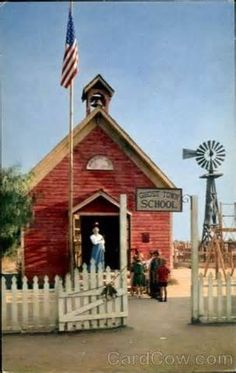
[{"x1": 72, "y1": 190, "x2": 132, "y2": 215}]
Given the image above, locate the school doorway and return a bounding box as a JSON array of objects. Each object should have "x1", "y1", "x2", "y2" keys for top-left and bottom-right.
[{"x1": 80, "y1": 215, "x2": 120, "y2": 270}]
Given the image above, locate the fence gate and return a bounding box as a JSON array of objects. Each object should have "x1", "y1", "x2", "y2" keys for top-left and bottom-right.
[
  {"x1": 58, "y1": 263, "x2": 128, "y2": 331},
  {"x1": 59, "y1": 194, "x2": 128, "y2": 331}
]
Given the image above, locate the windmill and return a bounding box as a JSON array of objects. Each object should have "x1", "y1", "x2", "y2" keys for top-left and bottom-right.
[{"x1": 182, "y1": 140, "x2": 232, "y2": 278}]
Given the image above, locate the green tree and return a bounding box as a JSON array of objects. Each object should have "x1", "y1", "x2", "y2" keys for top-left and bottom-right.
[{"x1": 0, "y1": 166, "x2": 33, "y2": 256}]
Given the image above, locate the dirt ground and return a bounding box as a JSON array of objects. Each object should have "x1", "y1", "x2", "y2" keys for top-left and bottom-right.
[{"x1": 2, "y1": 268, "x2": 236, "y2": 373}]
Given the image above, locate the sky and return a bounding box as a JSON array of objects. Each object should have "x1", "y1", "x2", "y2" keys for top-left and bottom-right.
[{"x1": 1, "y1": 1, "x2": 235, "y2": 241}]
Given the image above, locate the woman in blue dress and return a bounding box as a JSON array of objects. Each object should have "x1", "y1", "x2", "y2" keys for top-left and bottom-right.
[{"x1": 90, "y1": 226, "x2": 105, "y2": 270}]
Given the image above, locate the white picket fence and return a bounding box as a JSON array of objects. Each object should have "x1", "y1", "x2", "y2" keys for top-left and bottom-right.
[
  {"x1": 2, "y1": 275, "x2": 60, "y2": 333},
  {"x1": 2, "y1": 263, "x2": 128, "y2": 333},
  {"x1": 198, "y1": 272, "x2": 236, "y2": 323},
  {"x1": 58, "y1": 262, "x2": 128, "y2": 332}
]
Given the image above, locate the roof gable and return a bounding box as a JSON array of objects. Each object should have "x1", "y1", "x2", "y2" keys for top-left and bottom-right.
[{"x1": 30, "y1": 107, "x2": 175, "y2": 189}]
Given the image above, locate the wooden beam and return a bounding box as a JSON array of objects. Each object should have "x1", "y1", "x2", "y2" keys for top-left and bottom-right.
[{"x1": 216, "y1": 228, "x2": 236, "y2": 233}]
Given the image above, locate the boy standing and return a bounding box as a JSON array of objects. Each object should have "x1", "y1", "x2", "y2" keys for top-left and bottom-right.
[{"x1": 157, "y1": 259, "x2": 170, "y2": 302}]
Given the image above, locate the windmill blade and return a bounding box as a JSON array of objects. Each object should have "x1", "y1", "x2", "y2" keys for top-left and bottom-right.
[
  {"x1": 213, "y1": 159, "x2": 221, "y2": 168},
  {"x1": 211, "y1": 140, "x2": 216, "y2": 149},
  {"x1": 197, "y1": 157, "x2": 208, "y2": 169},
  {"x1": 196, "y1": 148, "x2": 205, "y2": 156},
  {"x1": 216, "y1": 154, "x2": 225, "y2": 160},
  {"x1": 216, "y1": 157, "x2": 225, "y2": 164},
  {"x1": 205, "y1": 160, "x2": 211, "y2": 170},
  {"x1": 196, "y1": 156, "x2": 206, "y2": 163},
  {"x1": 217, "y1": 149, "x2": 226, "y2": 156},
  {"x1": 207, "y1": 140, "x2": 213, "y2": 149},
  {"x1": 198, "y1": 144, "x2": 208, "y2": 153},
  {"x1": 202, "y1": 141, "x2": 209, "y2": 151},
  {"x1": 202, "y1": 159, "x2": 209, "y2": 169},
  {"x1": 214, "y1": 158, "x2": 222, "y2": 165},
  {"x1": 215, "y1": 143, "x2": 224, "y2": 151},
  {"x1": 182, "y1": 148, "x2": 197, "y2": 159},
  {"x1": 215, "y1": 158, "x2": 225, "y2": 167},
  {"x1": 216, "y1": 154, "x2": 226, "y2": 160},
  {"x1": 196, "y1": 156, "x2": 205, "y2": 164},
  {"x1": 212, "y1": 141, "x2": 223, "y2": 152}
]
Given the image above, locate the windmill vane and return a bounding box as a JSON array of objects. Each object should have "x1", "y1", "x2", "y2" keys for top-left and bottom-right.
[{"x1": 183, "y1": 140, "x2": 225, "y2": 172}]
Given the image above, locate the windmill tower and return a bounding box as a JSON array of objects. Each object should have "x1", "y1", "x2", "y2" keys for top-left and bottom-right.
[{"x1": 182, "y1": 140, "x2": 232, "y2": 278}]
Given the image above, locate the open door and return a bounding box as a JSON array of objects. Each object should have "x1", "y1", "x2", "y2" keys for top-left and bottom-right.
[
  {"x1": 73, "y1": 214, "x2": 82, "y2": 268},
  {"x1": 80, "y1": 216, "x2": 120, "y2": 270}
]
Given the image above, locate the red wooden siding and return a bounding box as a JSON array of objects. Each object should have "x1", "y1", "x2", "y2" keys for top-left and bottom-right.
[{"x1": 24, "y1": 125, "x2": 172, "y2": 280}]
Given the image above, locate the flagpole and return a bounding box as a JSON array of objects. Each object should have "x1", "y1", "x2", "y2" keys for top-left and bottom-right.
[{"x1": 68, "y1": 0, "x2": 74, "y2": 285}]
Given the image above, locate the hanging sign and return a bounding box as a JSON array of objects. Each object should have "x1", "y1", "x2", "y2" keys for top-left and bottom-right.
[{"x1": 136, "y1": 188, "x2": 182, "y2": 212}]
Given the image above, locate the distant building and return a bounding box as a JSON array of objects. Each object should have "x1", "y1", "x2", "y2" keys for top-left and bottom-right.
[{"x1": 23, "y1": 75, "x2": 176, "y2": 280}]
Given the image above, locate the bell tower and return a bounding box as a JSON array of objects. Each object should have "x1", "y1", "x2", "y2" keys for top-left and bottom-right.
[{"x1": 81, "y1": 74, "x2": 115, "y2": 116}]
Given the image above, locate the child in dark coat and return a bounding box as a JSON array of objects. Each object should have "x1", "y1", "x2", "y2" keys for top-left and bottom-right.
[
  {"x1": 157, "y1": 259, "x2": 170, "y2": 302},
  {"x1": 132, "y1": 258, "x2": 145, "y2": 298}
]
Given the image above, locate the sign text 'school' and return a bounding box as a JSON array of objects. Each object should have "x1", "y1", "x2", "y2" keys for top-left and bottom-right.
[{"x1": 136, "y1": 188, "x2": 182, "y2": 212}]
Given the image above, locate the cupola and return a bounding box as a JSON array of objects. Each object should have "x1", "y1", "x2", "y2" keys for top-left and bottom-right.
[{"x1": 81, "y1": 74, "x2": 114, "y2": 116}]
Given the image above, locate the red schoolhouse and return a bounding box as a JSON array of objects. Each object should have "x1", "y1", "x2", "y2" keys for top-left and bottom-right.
[{"x1": 23, "y1": 75, "x2": 176, "y2": 280}]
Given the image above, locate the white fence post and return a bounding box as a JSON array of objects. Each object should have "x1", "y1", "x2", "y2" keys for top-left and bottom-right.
[
  {"x1": 105, "y1": 266, "x2": 113, "y2": 327},
  {"x1": 226, "y1": 273, "x2": 232, "y2": 321},
  {"x1": 198, "y1": 273, "x2": 204, "y2": 317},
  {"x1": 2, "y1": 277, "x2": 7, "y2": 330},
  {"x1": 22, "y1": 276, "x2": 29, "y2": 328},
  {"x1": 11, "y1": 276, "x2": 18, "y2": 330},
  {"x1": 217, "y1": 272, "x2": 223, "y2": 318},
  {"x1": 191, "y1": 195, "x2": 199, "y2": 323},
  {"x1": 114, "y1": 269, "x2": 122, "y2": 327},
  {"x1": 207, "y1": 272, "x2": 214, "y2": 320},
  {"x1": 82, "y1": 263, "x2": 89, "y2": 330},
  {"x1": 54, "y1": 275, "x2": 60, "y2": 327},
  {"x1": 98, "y1": 263, "x2": 106, "y2": 328},
  {"x1": 33, "y1": 276, "x2": 39, "y2": 327},
  {"x1": 90, "y1": 259, "x2": 98, "y2": 329},
  {"x1": 58, "y1": 277, "x2": 65, "y2": 332},
  {"x1": 43, "y1": 275, "x2": 50, "y2": 322},
  {"x1": 120, "y1": 194, "x2": 128, "y2": 326}
]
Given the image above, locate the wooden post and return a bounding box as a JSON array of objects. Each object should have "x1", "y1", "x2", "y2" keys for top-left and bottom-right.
[
  {"x1": 119, "y1": 194, "x2": 128, "y2": 325},
  {"x1": 68, "y1": 0, "x2": 75, "y2": 287},
  {"x1": 68, "y1": 61, "x2": 74, "y2": 287},
  {"x1": 191, "y1": 195, "x2": 199, "y2": 323},
  {"x1": 120, "y1": 195, "x2": 127, "y2": 271}
]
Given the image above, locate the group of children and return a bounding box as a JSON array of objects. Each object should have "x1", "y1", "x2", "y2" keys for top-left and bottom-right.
[{"x1": 130, "y1": 250, "x2": 170, "y2": 302}]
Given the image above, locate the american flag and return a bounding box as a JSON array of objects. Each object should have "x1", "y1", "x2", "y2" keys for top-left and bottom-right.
[{"x1": 61, "y1": 9, "x2": 78, "y2": 89}]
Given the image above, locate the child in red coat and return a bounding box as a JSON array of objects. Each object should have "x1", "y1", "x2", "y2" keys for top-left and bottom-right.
[{"x1": 157, "y1": 259, "x2": 170, "y2": 302}]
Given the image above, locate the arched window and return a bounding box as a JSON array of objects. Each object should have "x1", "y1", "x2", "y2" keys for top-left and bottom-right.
[{"x1": 86, "y1": 155, "x2": 114, "y2": 170}]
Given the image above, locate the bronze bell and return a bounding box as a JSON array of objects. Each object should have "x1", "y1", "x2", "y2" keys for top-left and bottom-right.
[{"x1": 90, "y1": 94, "x2": 104, "y2": 108}]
